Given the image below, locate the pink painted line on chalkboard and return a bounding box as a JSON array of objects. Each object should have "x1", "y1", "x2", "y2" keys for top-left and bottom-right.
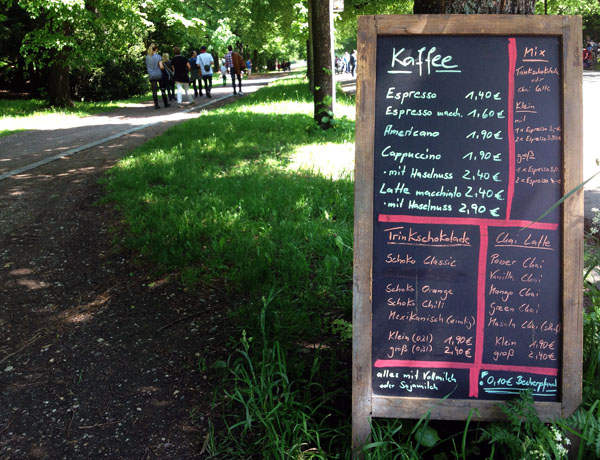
[
  {"x1": 374, "y1": 360, "x2": 474, "y2": 370},
  {"x1": 495, "y1": 220, "x2": 558, "y2": 230},
  {"x1": 483, "y1": 363, "x2": 558, "y2": 376},
  {"x1": 379, "y1": 214, "x2": 558, "y2": 231},
  {"x1": 470, "y1": 225, "x2": 489, "y2": 397},
  {"x1": 373, "y1": 360, "x2": 558, "y2": 377},
  {"x1": 506, "y1": 38, "x2": 517, "y2": 220}
]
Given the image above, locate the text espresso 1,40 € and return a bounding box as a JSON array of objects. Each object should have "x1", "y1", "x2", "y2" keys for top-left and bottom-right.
[{"x1": 377, "y1": 89, "x2": 507, "y2": 217}]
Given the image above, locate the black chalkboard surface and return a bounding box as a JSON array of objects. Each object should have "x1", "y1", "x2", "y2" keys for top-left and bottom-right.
[{"x1": 371, "y1": 35, "x2": 563, "y2": 401}]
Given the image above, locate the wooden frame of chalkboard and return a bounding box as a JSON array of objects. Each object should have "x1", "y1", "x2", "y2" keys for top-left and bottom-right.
[{"x1": 353, "y1": 14, "x2": 583, "y2": 448}]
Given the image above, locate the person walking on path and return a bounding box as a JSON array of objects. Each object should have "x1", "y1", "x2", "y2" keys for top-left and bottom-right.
[
  {"x1": 225, "y1": 45, "x2": 246, "y2": 96},
  {"x1": 171, "y1": 47, "x2": 194, "y2": 108},
  {"x1": 350, "y1": 50, "x2": 357, "y2": 77},
  {"x1": 145, "y1": 44, "x2": 170, "y2": 109},
  {"x1": 160, "y1": 53, "x2": 176, "y2": 101},
  {"x1": 189, "y1": 50, "x2": 203, "y2": 97},
  {"x1": 246, "y1": 58, "x2": 252, "y2": 76},
  {"x1": 196, "y1": 46, "x2": 214, "y2": 98},
  {"x1": 220, "y1": 59, "x2": 227, "y2": 87}
]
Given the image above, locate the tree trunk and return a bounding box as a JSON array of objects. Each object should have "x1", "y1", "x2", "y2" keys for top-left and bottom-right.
[
  {"x1": 307, "y1": 0, "x2": 314, "y2": 94},
  {"x1": 311, "y1": 0, "x2": 335, "y2": 130},
  {"x1": 48, "y1": 62, "x2": 72, "y2": 107},
  {"x1": 413, "y1": 0, "x2": 536, "y2": 14}
]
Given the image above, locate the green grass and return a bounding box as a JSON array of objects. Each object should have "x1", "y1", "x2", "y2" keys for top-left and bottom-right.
[
  {"x1": 103, "y1": 77, "x2": 355, "y2": 347},
  {"x1": 0, "y1": 94, "x2": 152, "y2": 118},
  {"x1": 0, "y1": 128, "x2": 24, "y2": 138},
  {"x1": 104, "y1": 77, "x2": 356, "y2": 457}
]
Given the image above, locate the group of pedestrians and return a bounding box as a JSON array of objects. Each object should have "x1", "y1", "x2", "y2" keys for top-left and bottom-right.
[
  {"x1": 584, "y1": 36, "x2": 598, "y2": 70},
  {"x1": 336, "y1": 50, "x2": 357, "y2": 76},
  {"x1": 145, "y1": 43, "x2": 248, "y2": 109}
]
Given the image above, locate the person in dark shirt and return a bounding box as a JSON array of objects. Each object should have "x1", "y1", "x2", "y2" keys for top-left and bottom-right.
[
  {"x1": 160, "y1": 53, "x2": 176, "y2": 101},
  {"x1": 225, "y1": 45, "x2": 246, "y2": 96},
  {"x1": 189, "y1": 50, "x2": 202, "y2": 97},
  {"x1": 171, "y1": 47, "x2": 194, "y2": 107}
]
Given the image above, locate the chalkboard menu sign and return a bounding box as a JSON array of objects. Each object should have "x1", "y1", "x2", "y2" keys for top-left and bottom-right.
[
  {"x1": 353, "y1": 15, "x2": 583, "y2": 443},
  {"x1": 372, "y1": 34, "x2": 563, "y2": 401}
]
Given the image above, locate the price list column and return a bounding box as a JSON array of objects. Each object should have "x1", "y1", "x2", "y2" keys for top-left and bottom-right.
[{"x1": 479, "y1": 37, "x2": 562, "y2": 400}]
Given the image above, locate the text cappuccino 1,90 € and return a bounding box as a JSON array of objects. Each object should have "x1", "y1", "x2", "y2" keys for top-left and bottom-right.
[{"x1": 388, "y1": 47, "x2": 462, "y2": 76}]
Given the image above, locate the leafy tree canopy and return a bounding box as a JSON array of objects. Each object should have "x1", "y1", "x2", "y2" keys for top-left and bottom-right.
[
  {"x1": 334, "y1": 0, "x2": 413, "y2": 53},
  {"x1": 10, "y1": 0, "x2": 148, "y2": 70},
  {"x1": 536, "y1": 0, "x2": 600, "y2": 39}
]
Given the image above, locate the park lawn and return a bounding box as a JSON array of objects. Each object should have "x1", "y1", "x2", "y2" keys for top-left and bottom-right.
[
  {"x1": 103, "y1": 78, "x2": 358, "y2": 456},
  {"x1": 103, "y1": 77, "x2": 356, "y2": 346}
]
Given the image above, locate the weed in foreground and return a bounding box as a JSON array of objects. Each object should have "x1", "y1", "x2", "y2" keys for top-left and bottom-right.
[
  {"x1": 483, "y1": 391, "x2": 569, "y2": 459},
  {"x1": 209, "y1": 292, "x2": 349, "y2": 459}
]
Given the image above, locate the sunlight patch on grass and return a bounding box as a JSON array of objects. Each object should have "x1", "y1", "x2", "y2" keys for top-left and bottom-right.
[
  {"x1": 0, "y1": 113, "x2": 83, "y2": 132},
  {"x1": 286, "y1": 142, "x2": 354, "y2": 180},
  {"x1": 243, "y1": 100, "x2": 313, "y2": 116}
]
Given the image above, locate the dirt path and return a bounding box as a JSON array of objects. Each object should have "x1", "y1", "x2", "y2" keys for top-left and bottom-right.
[{"x1": 0, "y1": 83, "x2": 275, "y2": 459}]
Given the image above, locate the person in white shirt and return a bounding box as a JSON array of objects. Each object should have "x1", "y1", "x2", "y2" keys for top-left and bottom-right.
[
  {"x1": 220, "y1": 59, "x2": 227, "y2": 87},
  {"x1": 196, "y1": 46, "x2": 215, "y2": 98}
]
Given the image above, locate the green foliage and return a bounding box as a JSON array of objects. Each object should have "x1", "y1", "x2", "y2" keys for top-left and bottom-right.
[
  {"x1": 364, "y1": 419, "x2": 421, "y2": 459},
  {"x1": 18, "y1": 0, "x2": 147, "y2": 69},
  {"x1": 103, "y1": 78, "x2": 355, "y2": 348},
  {"x1": 234, "y1": 0, "x2": 307, "y2": 63},
  {"x1": 561, "y1": 402, "x2": 600, "y2": 459},
  {"x1": 210, "y1": 294, "x2": 349, "y2": 458},
  {"x1": 536, "y1": 0, "x2": 600, "y2": 38},
  {"x1": 146, "y1": 0, "x2": 307, "y2": 67},
  {"x1": 484, "y1": 391, "x2": 570, "y2": 459},
  {"x1": 334, "y1": 0, "x2": 413, "y2": 53},
  {"x1": 1, "y1": 0, "x2": 312, "y2": 101},
  {"x1": 363, "y1": 414, "x2": 447, "y2": 459},
  {"x1": 70, "y1": 51, "x2": 148, "y2": 101},
  {"x1": 582, "y1": 283, "x2": 600, "y2": 402},
  {"x1": 142, "y1": 0, "x2": 207, "y2": 53},
  {"x1": 331, "y1": 318, "x2": 352, "y2": 341}
]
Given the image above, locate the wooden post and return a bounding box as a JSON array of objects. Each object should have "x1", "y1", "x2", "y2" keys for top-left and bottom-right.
[{"x1": 353, "y1": 15, "x2": 376, "y2": 457}]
